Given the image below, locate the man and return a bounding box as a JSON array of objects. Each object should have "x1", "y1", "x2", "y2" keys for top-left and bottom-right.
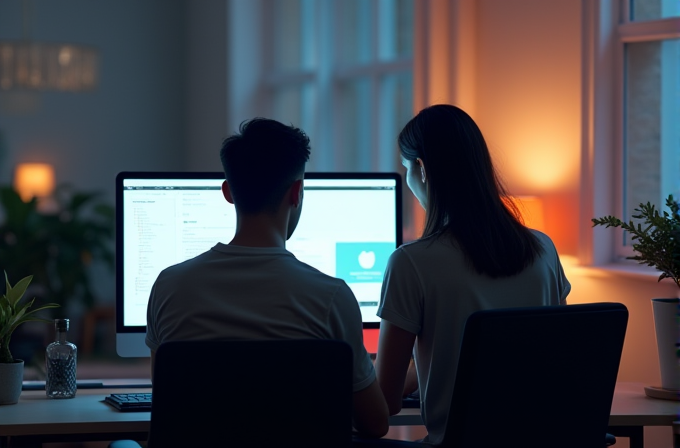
[{"x1": 145, "y1": 118, "x2": 389, "y2": 438}]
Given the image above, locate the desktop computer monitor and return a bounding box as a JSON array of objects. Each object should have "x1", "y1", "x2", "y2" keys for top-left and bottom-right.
[{"x1": 115, "y1": 171, "x2": 402, "y2": 357}]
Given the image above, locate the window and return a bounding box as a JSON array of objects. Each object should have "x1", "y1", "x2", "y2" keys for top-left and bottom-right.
[
  {"x1": 262, "y1": 0, "x2": 414, "y2": 172},
  {"x1": 619, "y1": 0, "x2": 680, "y2": 257},
  {"x1": 581, "y1": 0, "x2": 680, "y2": 265}
]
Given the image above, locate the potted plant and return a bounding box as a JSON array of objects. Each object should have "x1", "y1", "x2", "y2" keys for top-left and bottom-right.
[
  {"x1": 0, "y1": 184, "x2": 114, "y2": 361},
  {"x1": 592, "y1": 194, "x2": 679, "y2": 391},
  {"x1": 0, "y1": 272, "x2": 59, "y2": 404},
  {"x1": 0, "y1": 184, "x2": 115, "y2": 311}
]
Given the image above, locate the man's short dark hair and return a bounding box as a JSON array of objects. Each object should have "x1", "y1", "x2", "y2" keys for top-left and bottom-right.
[{"x1": 220, "y1": 118, "x2": 311, "y2": 214}]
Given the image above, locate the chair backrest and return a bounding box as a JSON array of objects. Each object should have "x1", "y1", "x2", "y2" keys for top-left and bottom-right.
[
  {"x1": 441, "y1": 302, "x2": 628, "y2": 448},
  {"x1": 148, "y1": 339, "x2": 353, "y2": 448}
]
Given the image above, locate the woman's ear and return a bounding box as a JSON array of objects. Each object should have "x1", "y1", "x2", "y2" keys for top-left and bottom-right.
[{"x1": 417, "y1": 158, "x2": 427, "y2": 183}]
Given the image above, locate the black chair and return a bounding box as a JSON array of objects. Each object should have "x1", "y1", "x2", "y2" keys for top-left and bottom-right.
[
  {"x1": 110, "y1": 339, "x2": 353, "y2": 448},
  {"x1": 357, "y1": 302, "x2": 628, "y2": 448},
  {"x1": 443, "y1": 302, "x2": 628, "y2": 448}
]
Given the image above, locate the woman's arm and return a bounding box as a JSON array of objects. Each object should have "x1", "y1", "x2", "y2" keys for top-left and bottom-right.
[
  {"x1": 375, "y1": 320, "x2": 417, "y2": 415},
  {"x1": 352, "y1": 379, "x2": 389, "y2": 438},
  {"x1": 403, "y1": 358, "x2": 418, "y2": 396}
]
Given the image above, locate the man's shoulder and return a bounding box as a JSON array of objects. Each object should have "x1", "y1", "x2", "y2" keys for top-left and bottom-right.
[
  {"x1": 288, "y1": 258, "x2": 348, "y2": 288},
  {"x1": 159, "y1": 249, "x2": 214, "y2": 274}
]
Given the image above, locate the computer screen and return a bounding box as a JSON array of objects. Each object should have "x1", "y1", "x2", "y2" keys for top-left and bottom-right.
[{"x1": 115, "y1": 171, "x2": 402, "y2": 357}]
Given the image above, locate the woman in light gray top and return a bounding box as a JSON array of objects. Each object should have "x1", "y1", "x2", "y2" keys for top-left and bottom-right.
[{"x1": 375, "y1": 104, "x2": 570, "y2": 444}]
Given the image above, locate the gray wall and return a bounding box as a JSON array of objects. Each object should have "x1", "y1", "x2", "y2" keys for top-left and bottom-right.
[
  {"x1": 0, "y1": 0, "x2": 188, "y2": 201},
  {"x1": 184, "y1": 0, "x2": 228, "y2": 171}
]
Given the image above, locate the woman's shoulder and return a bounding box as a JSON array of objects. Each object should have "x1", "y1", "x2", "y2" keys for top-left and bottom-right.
[
  {"x1": 397, "y1": 234, "x2": 440, "y2": 252},
  {"x1": 528, "y1": 229, "x2": 558, "y2": 251},
  {"x1": 393, "y1": 234, "x2": 460, "y2": 261}
]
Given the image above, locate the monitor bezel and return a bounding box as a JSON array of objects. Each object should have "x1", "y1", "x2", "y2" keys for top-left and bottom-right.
[{"x1": 115, "y1": 171, "x2": 402, "y2": 341}]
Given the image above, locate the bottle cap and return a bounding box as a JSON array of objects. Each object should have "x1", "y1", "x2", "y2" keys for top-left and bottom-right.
[{"x1": 54, "y1": 319, "x2": 69, "y2": 331}]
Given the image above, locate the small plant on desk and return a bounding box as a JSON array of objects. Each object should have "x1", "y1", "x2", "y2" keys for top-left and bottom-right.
[
  {"x1": 0, "y1": 272, "x2": 59, "y2": 364},
  {"x1": 0, "y1": 272, "x2": 59, "y2": 404}
]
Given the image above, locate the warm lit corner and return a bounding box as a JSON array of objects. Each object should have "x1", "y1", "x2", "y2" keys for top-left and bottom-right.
[
  {"x1": 12, "y1": 163, "x2": 55, "y2": 201},
  {"x1": 508, "y1": 195, "x2": 545, "y2": 232}
]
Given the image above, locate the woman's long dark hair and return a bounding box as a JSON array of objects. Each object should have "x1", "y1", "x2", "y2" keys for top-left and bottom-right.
[{"x1": 398, "y1": 104, "x2": 544, "y2": 278}]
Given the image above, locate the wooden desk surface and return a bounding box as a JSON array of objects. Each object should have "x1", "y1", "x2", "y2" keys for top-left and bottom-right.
[
  {"x1": 609, "y1": 382, "x2": 679, "y2": 427},
  {"x1": 0, "y1": 382, "x2": 677, "y2": 438},
  {"x1": 388, "y1": 382, "x2": 680, "y2": 428},
  {"x1": 0, "y1": 387, "x2": 152, "y2": 437}
]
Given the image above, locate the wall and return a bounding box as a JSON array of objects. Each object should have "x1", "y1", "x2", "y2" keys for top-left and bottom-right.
[
  {"x1": 184, "y1": 0, "x2": 228, "y2": 171},
  {"x1": 563, "y1": 258, "x2": 678, "y2": 385},
  {"x1": 474, "y1": 0, "x2": 582, "y2": 256},
  {"x1": 0, "y1": 0, "x2": 187, "y2": 201}
]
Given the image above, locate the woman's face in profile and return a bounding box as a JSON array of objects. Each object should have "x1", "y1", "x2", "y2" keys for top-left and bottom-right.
[{"x1": 401, "y1": 157, "x2": 427, "y2": 210}]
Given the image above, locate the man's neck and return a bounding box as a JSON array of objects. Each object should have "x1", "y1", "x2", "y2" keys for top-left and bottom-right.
[{"x1": 228, "y1": 215, "x2": 287, "y2": 248}]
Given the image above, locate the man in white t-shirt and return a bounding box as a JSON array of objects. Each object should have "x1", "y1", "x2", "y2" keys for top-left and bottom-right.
[{"x1": 145, "y1": 118, "x2": 388, "y2": 438}]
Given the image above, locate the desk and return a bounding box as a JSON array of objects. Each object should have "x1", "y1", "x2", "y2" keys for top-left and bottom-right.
[
  {"x1": 0, "y1": 387, "x2": 151, "y2": 447},
  {"x1": 0, "y1": 382, "x2": 677, "y2": 447},
  {"x1": 606, "y1": 382, "x2": 679, "y2": 448}
]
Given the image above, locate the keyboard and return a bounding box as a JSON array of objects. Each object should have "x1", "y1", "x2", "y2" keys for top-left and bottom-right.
[
  {"x1": 104, "y1": 391, "x2": 419, "y2": 412},
  {"x1": 104, "y1": 393, "x2": 152, "y2": 412}
]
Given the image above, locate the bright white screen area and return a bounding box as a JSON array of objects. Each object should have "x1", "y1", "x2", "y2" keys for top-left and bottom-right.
[{"x1": 116, "y1": 173, "x2": 400, "y2": 356}]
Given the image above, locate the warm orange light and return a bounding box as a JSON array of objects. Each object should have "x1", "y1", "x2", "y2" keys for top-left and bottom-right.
[
  {"x1": 505, "y1": 195, "x2": 545, "y2": 232},
  {"x1": 13, "y1": 163, "x2": 55, "y2": 201}
]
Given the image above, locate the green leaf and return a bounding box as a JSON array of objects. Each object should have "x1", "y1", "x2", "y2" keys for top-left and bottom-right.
[
  {"x1": 592, "y1": 194, "x2": 680, "y2": 290},
  {"x1": 5, "y1": 274, "x2": 33, "y2": 307},
  {"x1": 0, "y1": 271, "x2": 60, "y2": 359}
]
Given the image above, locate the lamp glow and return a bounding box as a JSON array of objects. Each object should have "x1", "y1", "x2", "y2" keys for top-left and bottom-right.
[
  {"x1": 13, "y1": 163, "x2": 55, "y2": 201},
  {"x1": 517, "y1": 196, "x2": 545, "y2": 232},
  {"x1": 504, "y1": 195, "x2": 545, "y2": 232}
]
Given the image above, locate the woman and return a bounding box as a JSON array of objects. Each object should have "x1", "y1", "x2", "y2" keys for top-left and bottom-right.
[{"x1": 375, "y1": 104, "x2": 570, "y2": 444}]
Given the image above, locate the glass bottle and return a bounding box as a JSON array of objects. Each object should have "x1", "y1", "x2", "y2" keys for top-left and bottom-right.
[{"x1": 46, "y1": 318, "x2": 77, "y2": 399}]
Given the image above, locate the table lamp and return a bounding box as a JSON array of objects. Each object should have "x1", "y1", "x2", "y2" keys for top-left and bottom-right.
[
  {"x1": 13, "y1": 163, "x2": 55, "y2": 202},
  {"x1": 514, "y1": 195, "x2": 545, "y2": 232}
]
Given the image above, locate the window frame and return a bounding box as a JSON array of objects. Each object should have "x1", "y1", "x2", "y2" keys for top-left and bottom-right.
[
  {"x1": 619, "y1": 13, "x2": 680, "y2": 259},
  {"x1": 580, "y1": 0, "x2": 680, "y2": 266},
  {"x1": 258, "y1": 0, "x2": 414, "y2": 173}
]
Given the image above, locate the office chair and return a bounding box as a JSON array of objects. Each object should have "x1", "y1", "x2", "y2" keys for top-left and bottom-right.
[
  {"x1": 442, "y1": 302, "x2": 628, "y2": 448},
  {"x1": 110, "y1": 339, "x2": 353, "y2": 448},
  {"x1": 356, "y1": 302, "x2": 628, "y2": 448}
]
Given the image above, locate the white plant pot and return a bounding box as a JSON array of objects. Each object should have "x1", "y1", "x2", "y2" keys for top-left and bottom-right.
[
  {"x1": 0, "y1": 359, "x2": 24, "y2": 405},
  {"x1": 651, "y1": 298, "x2": 680, "y2": 390}
]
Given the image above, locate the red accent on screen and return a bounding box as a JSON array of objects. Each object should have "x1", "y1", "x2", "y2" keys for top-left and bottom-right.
[{"x1": 363, "y1": 328, "x2": 379, "y2": 354}]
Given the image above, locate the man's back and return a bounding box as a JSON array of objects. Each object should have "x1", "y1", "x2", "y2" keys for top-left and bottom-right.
[
  {"x1": 144, "y1": 117, "x2": 389, "y2": 438},
  {"x1": 146, "y1": 243, "x2": 376, "y2": 392}
]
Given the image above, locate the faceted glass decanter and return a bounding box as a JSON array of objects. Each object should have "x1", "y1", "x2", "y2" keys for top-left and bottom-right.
[{"x1": 45, "y1": 318, "x2": 77, "y2": 399}]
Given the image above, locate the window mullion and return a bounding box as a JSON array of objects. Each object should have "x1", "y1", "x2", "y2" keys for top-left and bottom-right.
[
  {"x1": 618, "y1": 17, "x2": 680, "y2": 42},
  {"x1": 378, "y1": 0, "x2": 397, "y2": 60},
  {"x1": 368, "y1": 0, "x2": 379, "y2": 172},
  {"x1": 316, "y1": 0, "x2": 335, "y2": 171}
]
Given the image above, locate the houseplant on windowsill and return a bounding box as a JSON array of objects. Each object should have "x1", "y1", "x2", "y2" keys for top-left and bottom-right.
[
  {"x1": 592, "y1": 195, "x2": 680, "y2": 393},
  {"x1": 0, "y1": 272, "x2": 59, "y2": 404}
]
